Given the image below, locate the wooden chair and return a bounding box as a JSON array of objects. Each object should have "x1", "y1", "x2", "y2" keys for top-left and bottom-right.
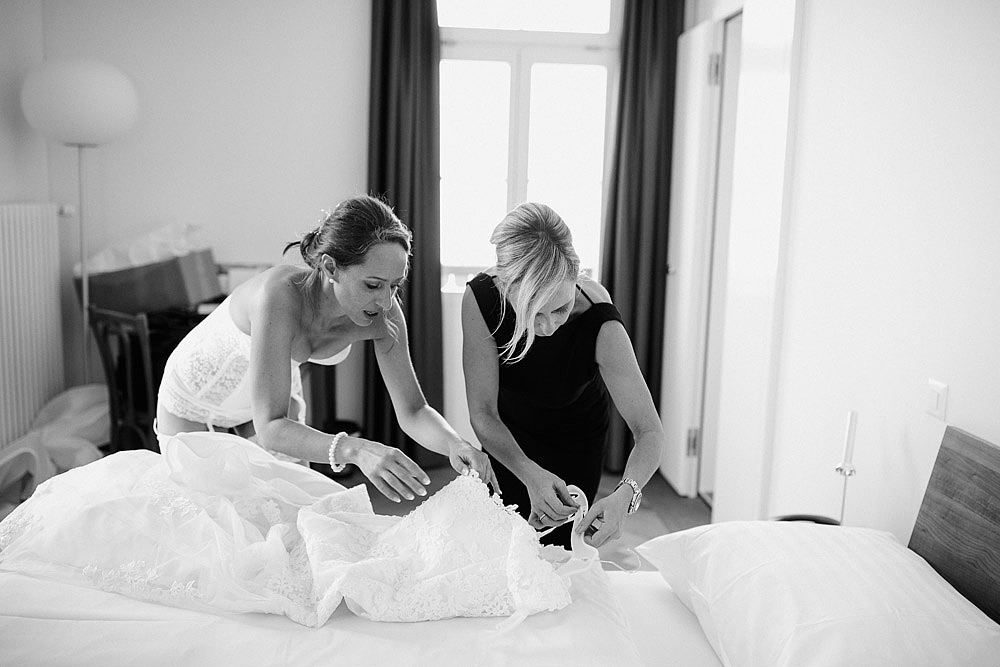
[{"x1": 88, "y1": 306, "x2": 157, "y2": 453}]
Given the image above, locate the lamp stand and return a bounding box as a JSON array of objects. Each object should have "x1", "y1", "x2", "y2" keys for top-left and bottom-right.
[
  {"x1": 833, "y1": 410, "x2": 858, "y2": 524},
  {"x1": 73, "y1": 142, "x2": 96, "y2": 384},
  {"x1": 834, "y1": 462, "x2": 856, "y2": 525},
  {"x1": 20, "y1": 59, "x2": 139, "y2": 387}
]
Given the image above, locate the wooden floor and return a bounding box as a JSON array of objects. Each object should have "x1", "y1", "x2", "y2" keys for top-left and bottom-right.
[{"x1": 329, "y1": 463, "x2": 711, "y2": 571}]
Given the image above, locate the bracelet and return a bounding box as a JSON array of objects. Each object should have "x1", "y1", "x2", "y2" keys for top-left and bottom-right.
[
  {"x1": 328, "y1": 432, "x2": 348, "y2": 473},
  {"x1": 614, "y1": 477, "x2": 643, "y2": 514}
]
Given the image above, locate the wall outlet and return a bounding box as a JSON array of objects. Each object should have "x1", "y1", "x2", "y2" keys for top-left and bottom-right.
[{"x1": 926, "y1": 379, "x2": 948, "y2": 421}]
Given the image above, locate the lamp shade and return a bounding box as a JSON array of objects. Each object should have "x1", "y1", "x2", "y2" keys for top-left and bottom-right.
[{"x1": 21, "y1": 59, "x2": 138, "y2": 146}]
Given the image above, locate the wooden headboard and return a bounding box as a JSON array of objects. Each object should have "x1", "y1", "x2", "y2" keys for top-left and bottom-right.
[{"x1": 909, "y1": 426, "x2": 1000, "y2": 623}]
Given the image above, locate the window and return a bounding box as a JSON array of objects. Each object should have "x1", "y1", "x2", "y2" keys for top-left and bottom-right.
[
  {"x1": 438, "y1": 0, "x2": 612, "y2": 33},
  {"x1": 438, "y1": 1, "x2": 621, "y2": 279}
]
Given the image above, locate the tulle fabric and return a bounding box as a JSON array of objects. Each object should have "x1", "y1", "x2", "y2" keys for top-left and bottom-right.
[{"x1": 0, "y1": 431, "x2": 577, "y2": 627}]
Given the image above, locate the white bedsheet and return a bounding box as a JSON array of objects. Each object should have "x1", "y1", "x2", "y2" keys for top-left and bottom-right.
[
  {"x1": 609, "y1": 570, "x2": 721, "y2": 667},
  {"x1": 0, "y1": 563, "x2": 645, "y2": 667}
]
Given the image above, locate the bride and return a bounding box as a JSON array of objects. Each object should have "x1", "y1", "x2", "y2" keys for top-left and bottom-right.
[{"x1": 156, "y1": 194, "x2": 497, "y2": 499}]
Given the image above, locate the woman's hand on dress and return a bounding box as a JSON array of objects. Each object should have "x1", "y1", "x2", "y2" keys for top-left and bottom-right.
[
  {"x1": 343, "y1": 436, "x2": 431, "y2": 503},
  {"x1": 448, "y1": 441, "x2": 501, "y2": 495},
  {"x1": 576, "y1": 486, "x2": 630, "y2": 548},
  {"x1": 525, "y1": 469, "x2": 579, "y2": 530}
]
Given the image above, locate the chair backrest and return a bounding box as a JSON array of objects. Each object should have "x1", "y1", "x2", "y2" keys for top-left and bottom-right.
[{"x1": 88, "y1": 306, "x2": 157, "y2": 453}]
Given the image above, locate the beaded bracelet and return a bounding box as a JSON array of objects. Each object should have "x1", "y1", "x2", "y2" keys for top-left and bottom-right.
[{"x1": 328, "y1": 431, "x2": 348, "y2": 473}]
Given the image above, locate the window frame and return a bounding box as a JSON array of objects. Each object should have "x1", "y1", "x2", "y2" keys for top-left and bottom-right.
[{"x1": 439, "y1": 4, "x2": 622, "y2": 278}]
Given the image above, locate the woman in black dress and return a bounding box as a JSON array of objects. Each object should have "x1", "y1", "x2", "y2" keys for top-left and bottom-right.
[{"x1": 462, "y1": 203, "x2": 663, "y2": 548}]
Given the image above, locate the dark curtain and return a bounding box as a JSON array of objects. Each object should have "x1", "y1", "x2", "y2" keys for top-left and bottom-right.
[
  {"x1": 364, "y1": 0, "x2": 446, "y2": 467},
  {"x1": 601, "y1": 0, "x2": 685, "y2": 472}
]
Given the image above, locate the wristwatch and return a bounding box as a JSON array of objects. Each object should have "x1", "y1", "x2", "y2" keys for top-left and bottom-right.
[{"x1": 614, "y1": 477, "x2": 642, "y2": 514}]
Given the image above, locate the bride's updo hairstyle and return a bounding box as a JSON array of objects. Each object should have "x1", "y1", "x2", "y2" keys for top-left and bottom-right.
[
  {"x1": 285, "y1": 194, "x2": 412, "y2": 295},
  {"x1": 490, "y1": 202, "x2": 580, "y2": 364}
]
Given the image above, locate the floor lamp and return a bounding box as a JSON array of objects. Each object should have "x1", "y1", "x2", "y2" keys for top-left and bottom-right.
[{"x1": 21, "y1": 59, "x2": 138, "y2": 383}]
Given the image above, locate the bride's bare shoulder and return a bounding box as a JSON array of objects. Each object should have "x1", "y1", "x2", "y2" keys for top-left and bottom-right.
[{"x1": 230, "y1": 265, "x2": 310, "y2": 325}]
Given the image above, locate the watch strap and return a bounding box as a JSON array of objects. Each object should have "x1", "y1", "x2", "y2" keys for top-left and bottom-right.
[{"x1": 615, "y1": 477, "x2": 642, "y2": 514}]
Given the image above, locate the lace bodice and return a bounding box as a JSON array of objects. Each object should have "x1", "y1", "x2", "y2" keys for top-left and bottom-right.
[
  {"x1": 0, "y1": 432, "x2": 592, "y2": 628},
  {"x1": 157, "y1": 296, "x2": 351, "y2": 428}
]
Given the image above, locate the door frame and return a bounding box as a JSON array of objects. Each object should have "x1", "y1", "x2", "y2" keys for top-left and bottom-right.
[
  {"x1": 657, "y1": 18, "x2": 725, "y2": 498},
  {"x1": 696, "y1": 11, "x2": 743, "y2": 508}
]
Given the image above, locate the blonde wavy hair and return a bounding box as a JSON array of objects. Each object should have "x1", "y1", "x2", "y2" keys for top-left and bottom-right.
[{"x1": 490, "y1": 203, "x2": 580, "y2": 364}]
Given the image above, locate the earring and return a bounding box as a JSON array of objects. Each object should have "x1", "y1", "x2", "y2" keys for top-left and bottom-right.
[{"x1": 328, "y1": 278, "x2": 334, "y2": 284}]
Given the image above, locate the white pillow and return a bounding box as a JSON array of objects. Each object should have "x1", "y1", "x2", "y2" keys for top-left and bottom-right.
[{"x1": 636, "y1": 521, "x2": 1000, "y2": 667}]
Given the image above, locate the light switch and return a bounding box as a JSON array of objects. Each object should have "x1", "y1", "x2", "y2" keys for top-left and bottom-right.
[{"x1": 926, "y1": 379, "x2": 948, "y2": 421}]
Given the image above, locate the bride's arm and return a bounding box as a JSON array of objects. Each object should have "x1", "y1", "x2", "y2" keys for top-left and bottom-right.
[
  {"x1": 373, "y1": 299, "x2": 498, "y2": 490},
  {"x1": 248, "y1": 281, "x2": 430, "y2": 502}
]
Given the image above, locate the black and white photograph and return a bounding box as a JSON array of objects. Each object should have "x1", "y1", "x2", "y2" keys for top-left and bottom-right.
[{"x1": 1, "y1": 1, "x2": 998, "y2": 665}]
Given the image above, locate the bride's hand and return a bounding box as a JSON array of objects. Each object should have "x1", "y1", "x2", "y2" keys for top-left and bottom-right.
[
  {"x1": 340, "y1": 436, "x2": 430, "y2": 503},
  {"x1": 448, "y1": 441, "x2": 501, "y2": 496}
]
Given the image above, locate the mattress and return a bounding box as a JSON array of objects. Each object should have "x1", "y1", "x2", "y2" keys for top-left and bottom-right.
[
  {"x1": 609, "y1": 570, "x2": 721, "y2": 667},
  {"x1": 0, "y1": 563, "x2": 681, "y2": 667},
  {"x1": 0, "y1": 565, "x2": 722, "y2": 667}
]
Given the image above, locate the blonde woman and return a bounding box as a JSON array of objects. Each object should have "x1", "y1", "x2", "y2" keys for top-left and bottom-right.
[{"x1": 462, "y1": 203, "x2": 663, "y2": 549}]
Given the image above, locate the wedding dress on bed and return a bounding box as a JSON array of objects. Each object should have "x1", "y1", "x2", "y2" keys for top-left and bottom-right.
[{"x1": 0, "y1": 431, "x2": 594, "y2": 628}]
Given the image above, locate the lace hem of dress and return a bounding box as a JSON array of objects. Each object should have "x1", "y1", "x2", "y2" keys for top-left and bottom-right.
[
  {"x1": 313, "y1": 472, "x2": 572, "y2": 624},
  {"x1": 0, "y1": 505, "x2": 36, "y2": 552},
  {"x1": 158, "y1": 383, "x2": 246, "y2": 428},
  {"x1": 84, "y1": 560, "x2": 203, "y2": 602}
]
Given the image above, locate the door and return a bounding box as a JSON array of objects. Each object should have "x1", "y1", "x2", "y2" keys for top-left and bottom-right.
[{"x1": 658, "y1": 14, "x2": 742, "y2": 500}]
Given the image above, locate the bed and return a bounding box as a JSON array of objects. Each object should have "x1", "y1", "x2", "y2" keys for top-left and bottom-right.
[
  {"x1": 634, "y1": 425, "x2": 1000, "y2": 666},
  {"x1": 1, "y1": 425, "x2": 998, "y2": 666}
]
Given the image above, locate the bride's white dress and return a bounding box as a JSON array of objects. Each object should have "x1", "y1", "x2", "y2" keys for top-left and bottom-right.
[{"x1": 0, "y1": 432, "x2": 592, "y2": 627}]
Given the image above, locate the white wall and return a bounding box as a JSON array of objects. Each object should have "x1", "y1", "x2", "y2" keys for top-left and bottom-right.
[
  {"x1": 712, "y1": 0, "x2": 1000, "y2": 541},
  {"x1": 2, "y1": 0, "x2": 371, "y2": 409},
  {"x1": 0, "y1": 0, "x2": 48, "y2": 201},
  {"x1": 769, "y1": 0, "x2": 1000, "y2": 537},
  {"x1": 708, "y1": 0, "x2": 795, "y2": 522}
]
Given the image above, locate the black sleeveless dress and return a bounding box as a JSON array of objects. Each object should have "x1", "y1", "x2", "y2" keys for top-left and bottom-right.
[{"x1": 467, "y1": 273, "x2": 624, "y2": 547}]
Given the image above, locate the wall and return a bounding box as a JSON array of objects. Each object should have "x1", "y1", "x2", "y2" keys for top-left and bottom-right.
[
  {"x1": 711, "y1": 0, "x2": 1000, "y2": 541},
  {"x1": 1, "y1": 1, "x2": 371, "y2": 417},
  {"x1": 708, "y1": 0, "x2": 796, "y2": 523},
  {"x1": 0, "y1": 0, "x2": 48, "y2": 201},
  {"x1": 768, "y1": 0, "x2": 1000, "y2": 538}
]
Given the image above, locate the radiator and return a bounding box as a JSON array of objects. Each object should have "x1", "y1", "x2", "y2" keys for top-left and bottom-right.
[{"x1": 0, "y1": 203, "x2": 65, "y2": 449}]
